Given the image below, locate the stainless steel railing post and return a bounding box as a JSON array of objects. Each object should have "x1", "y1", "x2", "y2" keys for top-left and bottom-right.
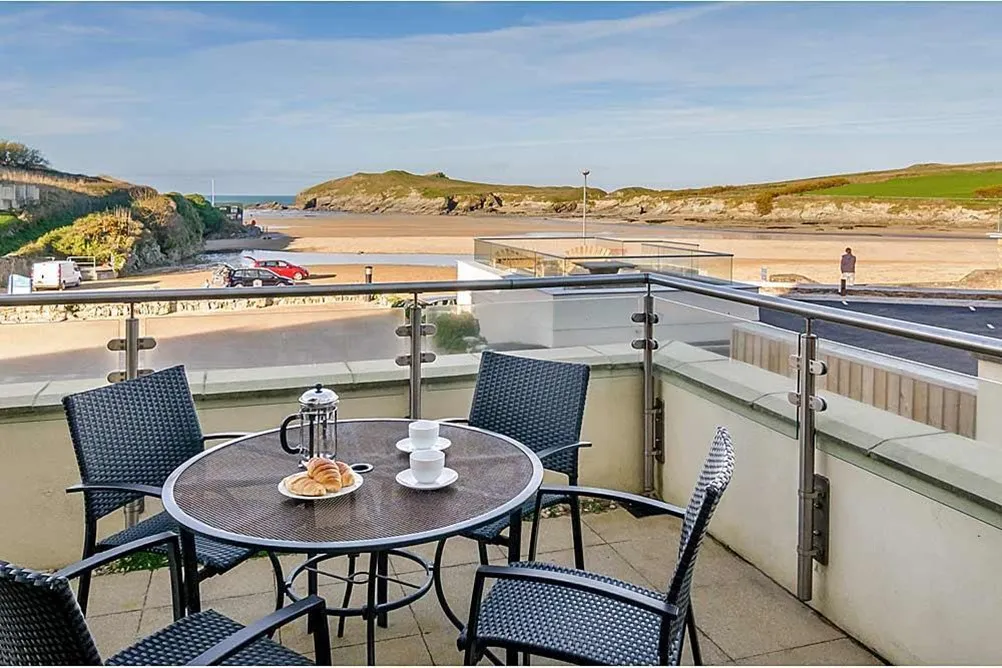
[
  {"x1": 632, "y1": 285, "x2": 660, "y2": 495},
  {"x1": 124, "y1": 304, "x2": 143, "y2": 527},
  {"x1": 409, "y1": 293, "x2": 422, "y2": 419},
  {"x1": 792, "y1": 318, "x2": 828, "y2": 601}
]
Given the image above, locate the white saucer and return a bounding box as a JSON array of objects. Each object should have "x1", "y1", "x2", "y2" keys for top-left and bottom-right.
[
  {"x1": 279, "y1": 472, "x2": 364, "y2": 500},
  {"x1": 395, "y1": 467, "x2": 458, "y2": 490},
  {"x1": 395, "y1": 437, "x2": 451, "y2": 453}
]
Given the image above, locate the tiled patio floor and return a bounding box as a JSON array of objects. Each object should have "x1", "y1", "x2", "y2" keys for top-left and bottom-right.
[{"x1": 82, "y1": 510, "x2": 883, "y2": 665}]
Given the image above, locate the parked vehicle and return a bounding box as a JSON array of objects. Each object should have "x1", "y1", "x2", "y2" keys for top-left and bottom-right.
[
  {"x1": 224, "y1": 267, "x2": 294, "y2": 288},
  {"x1": 246, "y1": 257, "x2": 309, "y2": 281},
  {"x1": 31, "y1": 260, "x2": 82, "y2": 290}
]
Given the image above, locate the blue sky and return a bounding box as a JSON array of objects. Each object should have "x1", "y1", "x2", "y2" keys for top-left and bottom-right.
[{"x1": 2, "y1": 1, "x2": 1001, "y2": 195}]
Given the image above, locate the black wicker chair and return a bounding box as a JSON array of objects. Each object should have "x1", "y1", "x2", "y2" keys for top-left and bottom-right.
[
  {"x1": 0, "y1": 532, "x2": 331, "y2": 666},
  {"x1": 461, "y1": 426, "x2": 735, "y2": 666},
  {"x1": 62, "y1": 365, "x2": 284, "y2": 616},
  {"x1": 435, "y1": 351, "x2": 591, "y2": 570},
  {"x1": 429, "y1": 351, "x2": 590, "y2": 633}
]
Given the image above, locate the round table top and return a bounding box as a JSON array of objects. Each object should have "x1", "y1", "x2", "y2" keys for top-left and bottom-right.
[{"x1": 162, "y1": 418, "x2": 544, "y2": 553}]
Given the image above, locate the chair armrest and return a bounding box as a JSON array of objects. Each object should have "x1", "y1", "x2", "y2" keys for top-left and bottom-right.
[
  {"x1": 202, "y1": 432, "x2": 248, "y2": 444},
  {"x1": 536, "y1": 441, "x2": 591, "y2": 468},
  {"x1": 538, "y1": 484, "x2": 685, "y2": 519},
  {"x1": 473, "y1": 564, "x2": 679, "y2": 619},
  {"x1": 66, "y1": 482, "x2": 163, "y2": 498},
  {"x1": 438, "y1": 417, "x2": 469, "y2": 424},
  {"x1": 54, "y1": 532, "x2": 184, "y2": 621},
  {"x1": 189, "y1": 595, "x2": 330, "y2": 666}
]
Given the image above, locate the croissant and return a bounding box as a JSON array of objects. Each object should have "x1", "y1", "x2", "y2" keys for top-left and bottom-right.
[
  {"x1": 307, "y1": 458, "x2": 342, "y2": 492},
  {"x1": 287, "y1": 473, "x2": 326, "y2": 497},
  {"x1": 336, "y1": 461, "x2": 355, "y2": 488}
]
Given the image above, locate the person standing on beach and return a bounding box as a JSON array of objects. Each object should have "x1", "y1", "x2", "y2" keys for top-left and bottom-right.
[{"x1": 840, "y1": 247, "x2": 856, "y2": 294}]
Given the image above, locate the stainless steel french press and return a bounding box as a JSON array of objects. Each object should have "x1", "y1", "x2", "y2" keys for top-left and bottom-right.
[{"x1": 280, "y1": 383, "x2": 339, "y2": 466}]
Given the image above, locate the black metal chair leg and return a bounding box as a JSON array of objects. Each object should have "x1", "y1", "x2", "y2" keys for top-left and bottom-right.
[
  {"x1": 306, "y1": 552, "x2": 318, "y2": 634},
  {"x1": 267, "y1": 552, "x2": 285, "y2": 612},
  {"x1": 569, "y1": 494, "x2": 585, "y2": 570},
  {"x1": 376, "y1": 552, "x2": 388, "y2": 628},
  {"x1": 477, "y1": 541, "x2": 490, "y2": 566},
  {"x1": 507, "y1": 510, "x2": 522, "y2": 564},
  {"x1": 179, "y1": 530, "x2": 201, "y2": 614},
  {"x1": 76, "y1": 524, "x2": 97, "y2": 616},
  {"x1": 338, "y1": 553, "x2": 358, "y2": 638},
  {"x1": 687, "y1": 608, "x2": 703, "y2": 665}
]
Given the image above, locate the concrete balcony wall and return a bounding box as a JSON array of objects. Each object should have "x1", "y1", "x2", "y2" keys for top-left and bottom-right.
[
  {"x1": 0, "y1": 348, "x2": 642, "y2": 570},
  {"x1": 655, "y1": 341, "x2": 1002, "y2": 665}
]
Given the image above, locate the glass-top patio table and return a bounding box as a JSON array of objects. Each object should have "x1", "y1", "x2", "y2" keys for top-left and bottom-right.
[{"x1": 163, "y1": 418, "x2": 544, "y2": 664}]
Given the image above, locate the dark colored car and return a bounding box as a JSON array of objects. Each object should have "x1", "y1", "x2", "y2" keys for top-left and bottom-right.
[
  {"x1": 225, "y1": 267, "x2": 294, "y2": 288},
  {"x1": 246, "y1": 257, "x2": 310, "y2": 281}
]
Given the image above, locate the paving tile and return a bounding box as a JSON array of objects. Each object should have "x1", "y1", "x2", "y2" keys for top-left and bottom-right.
[
  {"x1": 532, "y1": 544, "x2": 656, "y2": 590},
  {"x1": 197, "y1": 556, "x2": 281, "y2": 602},
  {"x1": 209, "y1": 592, "x2": 280, "y2": 627},
  {"x1": 330, "y1": 635, "x2": 432, "y2": 665},
  {"x1": 88, "y1": 610, "x2": 141, "y2": 659},
  {"x1": 137, "y1": 604, "x2": 176, "y2": 638},
  {"x1": 389, "y1": 539, "x2": 505, "y2": 575},
  {"x1": 735, "y1": 638, "x2": 882, "y2": 665},
  {"x1": 86, "y1": 570, "x2": 151, "y2": 617},
  {"x1": 421, "y1": 629, "x2": 465, "y2": 666},
  {"x1": 518, "y1": 515, "x2": 605, "y2": 557},
  {"x1": 145, "y1": 556, "x2": 281, "y2": 609},
  {"x1": 409, "y1": 562, "x2": 489, "y2": 636},
  {"x1": 682, "y1": 630, "x2": 733, "y2": 666},
  {"x1": 280, "y1": 580, "x2": 420, "y2": 653},
  {"x1": 583, "y1": 507, "x2": 683, "y2": 545},
  {"x1": 691, "y1": 570, "x2": 844, "y2": 660},
  {"x1": 610, "y1": 535, "x2": 761, "y2": 591}
]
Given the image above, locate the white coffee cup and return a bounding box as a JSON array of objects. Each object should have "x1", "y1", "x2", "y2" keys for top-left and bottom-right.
[
  {"x1": 409, "y1": 420, "x2": 439, "y2": 450},
  {"x1": 410, "y1": 449, "x2": 445, "y2": 484}
]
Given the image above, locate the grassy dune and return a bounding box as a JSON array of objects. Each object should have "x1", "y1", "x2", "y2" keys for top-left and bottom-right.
[{"x1": 813, "y1": 168, "x2": 1002, "y2": 199}]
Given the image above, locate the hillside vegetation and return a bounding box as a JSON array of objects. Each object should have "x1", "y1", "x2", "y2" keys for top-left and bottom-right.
[
  {"x1": 297, "y1": 163, "x2": 1002, "y2": 228},
  {"x1": 1, "y1": 166, "x2": 239, "y2": 272}
]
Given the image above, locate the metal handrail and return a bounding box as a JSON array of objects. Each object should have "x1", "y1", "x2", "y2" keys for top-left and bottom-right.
[{"x1": 3, "y1": 271, "x2": 1001, "y2": 359}]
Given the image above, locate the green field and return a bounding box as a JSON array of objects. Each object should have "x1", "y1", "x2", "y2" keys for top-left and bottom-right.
[{"x1": 812, "y1": 169, "x2": 1002, "y2": 198}]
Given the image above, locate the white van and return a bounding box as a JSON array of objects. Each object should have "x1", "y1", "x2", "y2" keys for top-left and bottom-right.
[{"x1": 31, "y1": 260, "x2": 82, "y2": 290}]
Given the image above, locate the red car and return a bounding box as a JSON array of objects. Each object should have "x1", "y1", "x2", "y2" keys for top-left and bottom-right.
[{"x1": 246, "y1": 257, "x2": 310, "y2": 281}]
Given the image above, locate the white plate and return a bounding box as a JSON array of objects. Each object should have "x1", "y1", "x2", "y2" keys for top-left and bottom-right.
[
  {"x1": 395, "y1": 467, "x2": 458, "y2": 490},
  {"x1": 279, "y1": 471, "x2": 364, "y2": 500},
  {"x1": 395, "y1": 437, "x2": 451, "y2": 453}
]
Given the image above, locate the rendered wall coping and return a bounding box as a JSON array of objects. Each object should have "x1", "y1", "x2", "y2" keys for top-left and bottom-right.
[{"x1": 654, "y1": 341, "x2": 1002, "y2": 529}]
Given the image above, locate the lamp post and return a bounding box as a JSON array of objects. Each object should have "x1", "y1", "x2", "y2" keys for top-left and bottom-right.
[{"x1": 581, "y1": 169, "x2": 590, "y2": 238}]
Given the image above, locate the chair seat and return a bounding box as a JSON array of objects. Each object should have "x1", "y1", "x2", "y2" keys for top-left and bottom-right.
[
  {"x1": 107, "y1": 609, "x2": 312, "y2": 666},
  {"x1": 461, "y1": 493, "x2": 569, "y2": 542},
  {"x1": 474, "y1": 561, "x2": 666, "y2": 665},
  {"x1": 99, "y1": 512, "x2": 254, "y2": 572}
]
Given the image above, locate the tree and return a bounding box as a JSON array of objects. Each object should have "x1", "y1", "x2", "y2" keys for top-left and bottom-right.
[{"x1": 0, "y1": 140, "x2": 50, "y2": 169}]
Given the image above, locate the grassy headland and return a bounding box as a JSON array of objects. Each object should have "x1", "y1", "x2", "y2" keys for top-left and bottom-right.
[
  {"x1": 1, "y1": 167, "x2": 241, "y2": 272},
  {"x1": 298, "y1": 163, "x2": 1002, "y2": 228}
]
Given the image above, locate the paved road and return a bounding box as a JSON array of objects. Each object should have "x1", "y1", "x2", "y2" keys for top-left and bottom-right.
[{"x1": 760, "y1": 300, "x2": 1002, "y2": 375}]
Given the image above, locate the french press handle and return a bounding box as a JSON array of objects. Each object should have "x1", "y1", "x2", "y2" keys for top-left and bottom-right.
[{"x1": 279, "y1": 414, "x2": 300, "y2": 454}]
